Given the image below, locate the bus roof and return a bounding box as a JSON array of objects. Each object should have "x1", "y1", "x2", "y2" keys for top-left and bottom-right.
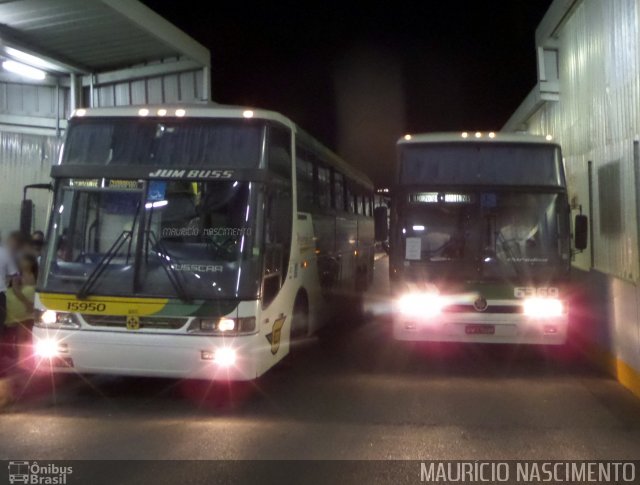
[
  {"x1": 71, "y1": 104, "x2": 296, "y2": 129},
  {"x1": 69, "y1": 104, "x2": 374, "y2": 190},
  {"x1": 397, "y1": 132, "x2": 557, "y2": 146}
]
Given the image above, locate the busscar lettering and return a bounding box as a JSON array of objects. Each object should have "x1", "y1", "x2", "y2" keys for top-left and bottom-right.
[
  {"x1": 148, "y1": 169, "x2": 234, "y2": 179},
  {"x1": 173, "y1": 264, "x2": 223, "y2": 273}
]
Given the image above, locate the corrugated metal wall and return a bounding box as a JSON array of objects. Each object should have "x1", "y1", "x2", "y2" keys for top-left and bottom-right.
[
  {"x1": 525, "y1": 0, "x2": 640, "y2": 282},
  {"x1": 88, "y1": 58, "x2": 204, "y2": 107},
  {"x1": 0, "y1": 57, "x2": 206, "y2": 237},
  {"x1": 0, "y1": 132, "x2": 59, "y2": 235},
  {"x1": 0, "y1": 82, "x2": 68, "y2": 119}
]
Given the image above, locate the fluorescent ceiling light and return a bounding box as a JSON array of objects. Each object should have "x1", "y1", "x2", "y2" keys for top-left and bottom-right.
[
  {"x1": 2, "y1": 60, "x2": 46, "y2": 80},
  {"x1": 4, "y1": 47, "x2": 50, "y2": 70}
]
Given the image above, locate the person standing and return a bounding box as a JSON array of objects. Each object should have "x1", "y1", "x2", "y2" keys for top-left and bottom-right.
[
  {"x1": 0, "y1": 236, "x2": 20, "y2": 366},
  {"x1": 5, "y1": 254, "x2": 38, "y2": 361}
]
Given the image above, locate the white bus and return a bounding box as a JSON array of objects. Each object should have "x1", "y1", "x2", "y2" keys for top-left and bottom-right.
[
  {"x1": 389, "y1": 132, "x2": 588, "y2": 345},
  {"x1": 27, "y1": 105, "x2": 375, "y2": 381}
]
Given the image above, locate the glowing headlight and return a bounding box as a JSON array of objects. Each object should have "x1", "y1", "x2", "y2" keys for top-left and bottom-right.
[
  {"x1": 41, "y1": 310, "x2": 57, "y2": 325},
  {"x1": 194, "y1": 317, "x2": 256, "y2": 335},
  {"x1": 37, "y1": 311, "x2": 80, "y2": 329},
  {"x1": 214, "y1": 348, "x2": 237, "y2": 367},
  {"x1": 217, "y1": 318, "x2": 236, "y2": 332},
  {"x1": 398, "y1": 293, "x2": 443, "y2": 317},
  {"x1": 523, "y1": 298, "x2": 563, "y2": 318},
  {"x1": 34, "y1": 338, "x2": 67, "y2": 358}
]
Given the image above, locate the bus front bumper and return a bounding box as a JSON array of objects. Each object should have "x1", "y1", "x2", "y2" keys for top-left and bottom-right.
[
  {"x1": 25, "y1": 327, "x2": 261, "y2": 381},
  {"x1": 393, "y1": 312, "x2": 568, "y2": 345}
]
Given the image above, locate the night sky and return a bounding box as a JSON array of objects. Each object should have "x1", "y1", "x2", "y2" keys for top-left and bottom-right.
[{"x1": 142, "y1": 0, "x2": 552, "y2": 186}]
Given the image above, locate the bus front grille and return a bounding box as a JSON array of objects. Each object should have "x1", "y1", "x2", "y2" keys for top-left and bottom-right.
[
  {"x1": 443, "y1": 305, "x2": 523, "y2": 314},
  {"x1": 81, "y1": 315, "x2": 189, "y2": 330}
]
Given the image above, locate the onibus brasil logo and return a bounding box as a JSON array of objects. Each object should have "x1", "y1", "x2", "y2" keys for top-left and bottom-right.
[{"x1": 8, "y1": 461, "x2": 73, "y2": 484}]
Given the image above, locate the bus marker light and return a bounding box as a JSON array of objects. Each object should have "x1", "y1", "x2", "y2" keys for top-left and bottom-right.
[
  {"x1": 201, "y1": 350, "x2": 214, "y2": 361},
  {"x1": 243, "y1": 110, "x2": 254, "y2": 118},
  {"x1": 175, "y1": 108, "x2": 186, "y2": 117},
  {"x1": 138, "y1": 108, "x2": 149, "y2": 116},
  {"x1": 157, "y1": 108, "x2": 167, "y2": 116}
]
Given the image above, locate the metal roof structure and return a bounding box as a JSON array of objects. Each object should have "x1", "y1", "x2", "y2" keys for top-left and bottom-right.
[
  {"x1": 0, "y1": 0, "x2": 213, "y2": 232},
  {"x1": 0, "y1": 0, "x2": 212, "y2": 136},
  {"x1": 502, "y1": 0, "x2": 581, "y2": 132},
  {"x1": 0, "y1": 0, "x2": 210, "y2": 73}
]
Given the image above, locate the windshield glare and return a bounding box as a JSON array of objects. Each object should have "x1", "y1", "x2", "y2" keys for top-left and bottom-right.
[
  {"x1": 63, "y1": 118, "x2": 264, "y2": 168},
  {"x1": 400, "y1": 143, "x2": 564, "y2": 186},
  {"x1": 42, "y1": 179, "x2": 263, "y2": 300},
  {"x1": 401, "y1": 191, "x2": 569, "y2": 278}
]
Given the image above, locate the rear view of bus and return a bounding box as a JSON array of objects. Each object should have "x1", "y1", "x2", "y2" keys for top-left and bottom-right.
[{"x1": 390, "y1": 132, "x2": 587, "y2": 345}]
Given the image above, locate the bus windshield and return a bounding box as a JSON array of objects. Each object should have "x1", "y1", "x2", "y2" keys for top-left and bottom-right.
[
  {"x1": 41, "y1": 179, "x2": 263, "y2": 300},
  {"x1": 401, "y1": 190, "x2": 570, "y2": 280},
  {"x1": 62, "y1": 118, "x2": 264, "y2": 168},
  {"x1": 399, "y1": 142, "x2": 564, "y2": 186}
]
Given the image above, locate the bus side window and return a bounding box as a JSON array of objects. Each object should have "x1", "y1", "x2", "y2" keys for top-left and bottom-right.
[
  {"x1": 263, "y1": 125, "x2": 292, "y2": 308},
  {"x1": 268, "y1": 125, "x2": 292, "y2": 180},
  {"x1": 295, "y1": 145, "x2": 314, "y2": 212},
  {"x1": 333, "y1": 171, "x2": 344, "y2": 212},
  {"x1": 346, "y1": 184, "x2": 355, "y2": 214},
  {"x1": 317, "y1": 165, "x2": 331, "y2": 210}
]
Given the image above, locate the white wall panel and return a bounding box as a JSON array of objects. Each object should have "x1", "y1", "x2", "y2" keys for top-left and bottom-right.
[
  {"x1": 515, "y1": 0, "x2": 640, "y2": 392},
  {"x1": 525, "y1": 0, "x2": 640, "y2": 282},
  {"x1": 0, "y1": 132, "x2": 59, "y2": 235}
]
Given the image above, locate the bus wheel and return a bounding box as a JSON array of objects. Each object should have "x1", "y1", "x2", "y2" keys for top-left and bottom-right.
[{"x1": 290, "y1": 294, "x2": 309, "y2": 342}]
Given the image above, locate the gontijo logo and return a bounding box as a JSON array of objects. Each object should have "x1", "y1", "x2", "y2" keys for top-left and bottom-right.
[{"x1": 8, "y1": 461, "x2": 73, "y2": 484}]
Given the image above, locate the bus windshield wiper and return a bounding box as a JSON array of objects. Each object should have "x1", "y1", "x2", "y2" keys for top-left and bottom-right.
[
  {"x1": 77, "y1": 230, "x2": 132, "y2": 299},
  {"x1": 145, "y1": 230, "x2": 191, "y2": 303}
]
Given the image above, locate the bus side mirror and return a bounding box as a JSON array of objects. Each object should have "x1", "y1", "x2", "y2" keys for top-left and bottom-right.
[
  {"x1": 20, "y1": 183, "x2": 52, "y2": 236},
  {"x1": 20, "y1": 199, "x2": 34, "y2": 236},
  {"x1": 374, "y1": 206, "x2": 388, "y2": 242},
  {"x1": 574, "y1": 214, "x2": 588, "y2": 251}
]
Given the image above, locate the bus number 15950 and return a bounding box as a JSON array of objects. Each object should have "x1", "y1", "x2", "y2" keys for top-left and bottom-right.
[{"x1": 67, "y1": 302, "x2": 107, "y2": 312}]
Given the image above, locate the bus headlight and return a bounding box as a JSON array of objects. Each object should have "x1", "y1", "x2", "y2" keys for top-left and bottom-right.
[
  {"x1": 398, "y1": 293, "x2": 443, "y2": 317},
  {"x1": 214, "y1": 348, "x2": 237, "y2": 367},
  {"x1": 34, "y1": 338, "x2": 68, "y2": 358},
  {"x1": 523, "y1": 298, "x2": 564, "y2": 318},
  {"x1": 36, "y1": 311, "x2": 80, "y2": 329},
  {"x1": 190, "y1": 317, "x2": 257, "y2": 335}
]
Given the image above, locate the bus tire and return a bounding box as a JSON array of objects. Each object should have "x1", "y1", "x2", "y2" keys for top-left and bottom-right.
[{"x1": 290, "y1": 292, "x2": 309, "y2": 342}]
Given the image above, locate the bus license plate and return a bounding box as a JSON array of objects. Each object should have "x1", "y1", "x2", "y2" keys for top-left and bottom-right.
[{"x1": 465, "y1": 324, "x2": 495, "y2": 335}]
